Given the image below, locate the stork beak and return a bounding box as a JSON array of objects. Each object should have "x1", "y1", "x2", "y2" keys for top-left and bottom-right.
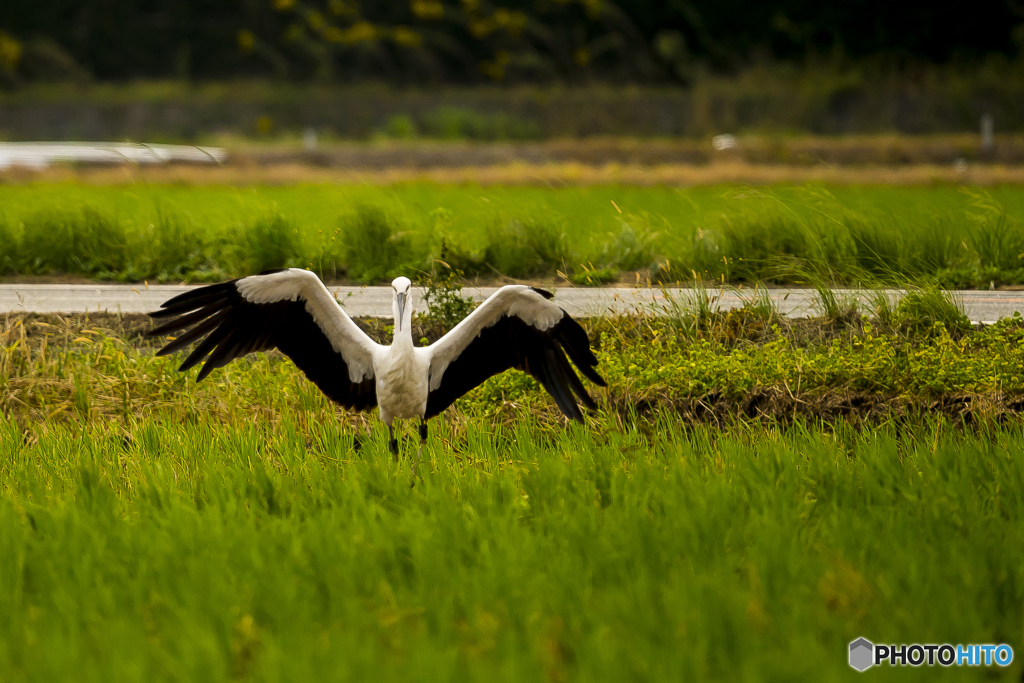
[{"x1": 395, "y1": 292, "x2": 406, "y2": 331}]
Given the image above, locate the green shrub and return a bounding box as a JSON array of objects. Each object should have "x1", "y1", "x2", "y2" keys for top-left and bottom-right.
[
  {"x1": 19, "y1": 207, "x2": 129, "y2": 275},
  {"x1": 144, "y1": 207, "x2": 219, "y2": 282},
  {"x1": 0, "y1": 219, "x2": 19, "y2": 274},
  {"x1": 239, "y1": 211, "x2": 303, "y2": 274},
  {"x1": 383, "y1": 114, "x2": 417, "y2": 139},
  {"x1": 341, "y1": 205, "x2": 415, "y2": 283},
  {"x1": 420, "y1": 106, "x2": 539, "y2": 140},
  {"x1": 484, "y1": 216, "x2": 573, "y2": 277},
  {"x1": 569, "y1": 265, "x2": 618, "y2": 285},
  {"x1": 417, "y1": 264, "x2": 477, "y2": 331},
  {"x1": 601, "y1": 222, "x2": 658, "y2": 271},
  {"x1": 894, "y1": 288, "x2": 972, "y2": 337}
]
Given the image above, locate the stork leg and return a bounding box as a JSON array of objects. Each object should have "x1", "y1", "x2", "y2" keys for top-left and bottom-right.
[
  {"x1": 411, "y1": 421, "x2": 427, "y2": 477},
  {"x1": 388, "y1": 424, "x2": 399, "y2": 460}
]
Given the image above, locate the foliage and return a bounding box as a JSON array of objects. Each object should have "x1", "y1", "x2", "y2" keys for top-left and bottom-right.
[
  {"x1": 568, "y1": 264, "x2": 617, "y2": 286},
  {"x1": 0, "y1": 407, "x2": 1023, "y2": 680},
  {"x1": 416, "y1": 262, "x2": 477, "y2": 332},
  {"x1": 5, "y1": 304, "x2": 1024, "y2": 429},
  {"x1": 3, "y1": 0, "x2": 1020, "y2": 87},
  {"x1": 891, "y1": 288, "x2": 972, "y2": 338},
  {"x1": 418, "y1": 106, "x2": 539, "y2": 141},
  {"x1": 339, "y1": 204, "x2": 419, "y2": 283},
  {"x1": 6, "y1": 184, "x2": 1024, "y2": 287},
  {"x1": 18, "y1": 207, "x2": 129, "y2": 276},
  {"x1": 2, "y1": 306, "x2": 1024, "y2": 680}
]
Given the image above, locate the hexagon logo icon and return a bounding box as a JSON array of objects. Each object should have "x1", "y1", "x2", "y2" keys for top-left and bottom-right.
[{"x1": 849, "y1": 638, "x2": 874, "y2": 671}]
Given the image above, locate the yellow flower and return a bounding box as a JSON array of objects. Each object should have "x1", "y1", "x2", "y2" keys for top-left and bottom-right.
[
  {"x1": 410, "y1": 0, "x2": 444, "y2": 20},
  {"x1": 479, "y1": 60, "x2": 504, "y2": 81},
  {"x1": 236, "y1": 30, "x2": 255, "y2": 52},
  {"x1": 343, "y1": 21, "x2": 377, "y2": 43},
  {"x1": 393, "y1": 26, "x2": 423, "y2": 47},
  {"x1": 0, "y1": 31, "x2": 22, "y2": 72},
  {"x1": 329, "y1": 0, "x2": 356, "y2": 14},
  {"x1": 273, "y1": 0, "x2": 296, "y2": 10},
  {"x1": 469, "y1": 19, "x2": 492, "y2": 38},
  {"x1": 306, "y1": 10, "x2": 326, "y2": 30}
]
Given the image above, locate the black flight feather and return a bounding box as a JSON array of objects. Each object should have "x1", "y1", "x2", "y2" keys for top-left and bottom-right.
[
  {"x1": 148, "y1": 278, "x2": 376, "y2": 411},
  {"x1": 424, "y1": 310, "x2": 604, "y2": 420}
]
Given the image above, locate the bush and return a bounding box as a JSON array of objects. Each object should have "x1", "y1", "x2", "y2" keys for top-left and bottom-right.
[
  {"x1": 239, "y1": 211, "x2": 303, "y2": 274},
  {"x1": 894, "y1": 288, "x2": 972, "y2": 337},
  {"x1": 484, "y1": 216, "x2": 572, "y2": 277},
  {"x1": 383, "y1": 114, "x2": 417, "y2": 139},
  {"x1": 19, "y1": 207, "x2": 128, "y2": 275},
  {"x1": 419, "y1": 106, "x2": 540, "y2": 140},
  {"x1": 417, "y1": 265, "x2": 477, "y2": 332},
  {"x1": 143, "y1": 207, "x2": 220, "y2": 282},
  {"x1": 0, "y1": 219, "x2": 19, "y2": 274},
  {"x1": 340, "y1": 205, "x2": 415, "y2": 283}
]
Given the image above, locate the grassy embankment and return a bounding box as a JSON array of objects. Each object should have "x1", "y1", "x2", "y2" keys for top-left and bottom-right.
[
  {"x1": 0, "y1": 302, "x2": 1023, "y2": 680},
  {"x1": 2, "y1": 184, "x2": 1024, "y2": 288},
  {"x1": 0, "y1": 285, "x2": 1021, "y2": 427}
]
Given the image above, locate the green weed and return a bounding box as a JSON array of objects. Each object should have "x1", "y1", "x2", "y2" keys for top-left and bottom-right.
[
  {"x1": 417, "y1": 263, "x2": 477, "y2": 332},
  {"x1": 237, "y1": 210, "x2": 303, "y2": 274},
  {"x1": 418, "y1": 106, "x2": 540, "y2": 140},
  {"x1": 340, "y1": 205, "x2": 418, "y2": 283},
  {"x1": 0, "y1": 415, "x2": 1021, "y2": 681},
  {"x1": 0, "y1": 218, "x2": 18, "y2": 274},
  {"x1": 892, "y1": 288, "x2": 972, "y2": 337},
  {"x1": 19, "y1": 207, "x2": 129, "y2": 276},
  {"x1": 4, "y1": 184, "x2": 1024, "y2": 286}
]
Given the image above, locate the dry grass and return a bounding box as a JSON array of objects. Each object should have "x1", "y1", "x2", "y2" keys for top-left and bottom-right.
[
  {"x1": 5, "y1": 159, "x2": 1023, "y2": 187},
  {"x1": 4, "y1": 308, "x2": 1024, "y2": 434},
  {"x1": 3, "y1": 134, "x2": 1024, "y2": 186}
]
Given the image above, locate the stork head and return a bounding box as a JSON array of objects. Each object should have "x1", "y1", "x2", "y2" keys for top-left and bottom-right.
[{"x1": 392, "y1": 276, "x2": 412, "y2": 332}]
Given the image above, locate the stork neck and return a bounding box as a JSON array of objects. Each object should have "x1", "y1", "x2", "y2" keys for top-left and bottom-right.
[{"x1": 392, "y1": 294, "x2": 414, "y2": 348}]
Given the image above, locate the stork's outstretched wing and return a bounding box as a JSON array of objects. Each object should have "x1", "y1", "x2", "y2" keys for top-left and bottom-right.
[
  {"x1": 148, "y1": 268, "x2": 381, "y2": 411},
  {"x1": 425, "y1": 286, "x2": 606, "y2": 420}
]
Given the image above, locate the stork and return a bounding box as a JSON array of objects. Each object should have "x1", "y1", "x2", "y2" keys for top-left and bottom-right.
[{"x1": 148, "y1": 269, "x2": 606, "y2": 464}]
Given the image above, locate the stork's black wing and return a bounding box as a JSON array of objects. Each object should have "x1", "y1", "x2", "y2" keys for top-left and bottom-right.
[
  {"x1": 425, "y1": 287, "x2": 605, "y2": 420},
  {"x1": 148, "y1": 270, "x2": 378, "y2": 411}
]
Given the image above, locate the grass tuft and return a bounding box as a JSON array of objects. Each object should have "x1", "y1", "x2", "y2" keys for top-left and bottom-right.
[
  {"x1": 19, "y1": 207, "x2": 129, "y2": 276},
  {"x1": 4, "y1": 184, "x2": 1024, "y2": 287},
  {"x1": 340, "y1": 205, "x2": 418, "y2": 283},
  {"x1": 892, "y1": 287, "x2": 972, "y2": 337}
]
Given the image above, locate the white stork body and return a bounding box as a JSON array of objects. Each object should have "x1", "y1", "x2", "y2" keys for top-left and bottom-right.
[
  {"x1": 375, "y1": 337, "x2": 429, "y2": 426},
  {"x1": 149, "y1": 269, "x2": 605, "y2": 456}
]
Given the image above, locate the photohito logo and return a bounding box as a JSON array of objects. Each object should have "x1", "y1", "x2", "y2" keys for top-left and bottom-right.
[{"x1": 849, "y1": 638, "x2": 1014, "y2": 671}]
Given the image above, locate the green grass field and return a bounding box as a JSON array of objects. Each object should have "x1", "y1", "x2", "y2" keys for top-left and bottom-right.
[
  {"x1": 2, "y1": 409, "x2": 1022, "y2": 681},
  {"x1": 3, "y1": 183, "x2": 1024, "y2": 286},
  {"x1": 3, "y1": 179, "x2": 1024, "y2": 680},
  {"x1": 2, "y1": 304, "x2": 1024, "y2": 680}
]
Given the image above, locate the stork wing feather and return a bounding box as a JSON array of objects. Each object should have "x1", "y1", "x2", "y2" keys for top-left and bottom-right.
[
  {"x1": 148, "y1": 268, "x2": 381, "y2": 411},
  {"x1": 425, "y1": 286, "x2": 606, "y2": 420}
]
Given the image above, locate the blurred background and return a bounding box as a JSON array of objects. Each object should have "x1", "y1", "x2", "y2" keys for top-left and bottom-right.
[{"x1": 0, "y1": 0, "x2": 1019, "y2": 151}]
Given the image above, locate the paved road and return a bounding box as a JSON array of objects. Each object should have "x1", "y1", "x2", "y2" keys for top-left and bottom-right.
[{"x1": 1, "y1": 284, "x2": 1022, "y2": 323}]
